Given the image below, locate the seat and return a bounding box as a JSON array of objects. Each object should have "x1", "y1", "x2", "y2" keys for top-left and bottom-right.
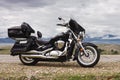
[
  {"x1": 37, "y1": 31, "x2": 66, "y2": 45},
  {"x1": 37, "y1": 38, "x2": 50, "y2": 45},
  {"x1": 37, "y1": 31, "x2": 52, "y2": 45}
]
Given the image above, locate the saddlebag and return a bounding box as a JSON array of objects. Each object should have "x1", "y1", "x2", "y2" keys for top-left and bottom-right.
[
  {"x1": 10, "y1": 38, "x2": 34, "y2": 56},
  {"x1": 8, "y1": 22, "x2": 35, "y2": 39}
]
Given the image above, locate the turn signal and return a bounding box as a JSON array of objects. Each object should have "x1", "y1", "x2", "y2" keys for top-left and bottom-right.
[{"x1": 80, "y1": 48, "x2": 83, "y2": 52}]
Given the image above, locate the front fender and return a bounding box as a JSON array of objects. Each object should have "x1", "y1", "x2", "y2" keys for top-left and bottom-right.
[
  {"x1": 82, "y1": 42, "x2": 97, "y2": 48},
  {"x1": 73, "y1": 42, "x2": 98, "y2": 60}
]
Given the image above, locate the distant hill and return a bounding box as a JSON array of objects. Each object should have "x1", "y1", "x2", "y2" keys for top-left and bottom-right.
[
  {"x1": 84, "y1": 34, "x2": 120, "y2": 44},
  {"x1": 0, "y1": 38, "x2": 14, "y2": 43},
  {"x1": 97, "y1": 44, "x2": 120, "y2": 55},
  {"x1": 84, "y1": 38, "x2": 120, "y2": 44}
]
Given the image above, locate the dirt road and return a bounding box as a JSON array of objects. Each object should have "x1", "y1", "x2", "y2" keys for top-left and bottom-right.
[{"x1": 0, "y1": 55, "x2": 120, "y2": 63}]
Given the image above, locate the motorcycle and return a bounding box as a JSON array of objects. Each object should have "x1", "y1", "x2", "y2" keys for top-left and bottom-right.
[{"x1": 8, "y1": 17, "x2": 100, "y2": 67}]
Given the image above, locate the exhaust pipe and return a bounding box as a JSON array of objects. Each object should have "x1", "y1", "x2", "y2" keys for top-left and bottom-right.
[
  {"x1": 21, "y1": 48, "x2": 58, "y2": 59},
  {"x1": 21, "y1": 54, "x2": 58, "y2": 59},
  {"x1": 25, "y1": 48, "x2": 53, "y2": 54}
]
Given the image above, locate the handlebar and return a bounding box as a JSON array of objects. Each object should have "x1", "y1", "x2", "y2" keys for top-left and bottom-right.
[
  {"x1": 56, "y1": 23, "x2": 68, "y2": 27},
  {"x1": 57, "y1": 24, "x2": 65, "y2": 26},
  {"x1": 57, "y1": 17, "x2": 69, "y2": 27}
]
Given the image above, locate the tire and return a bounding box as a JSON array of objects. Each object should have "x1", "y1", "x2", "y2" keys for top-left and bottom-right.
[
  {"x1": 19, "y1": 54, "x2": 39, "y2": 65},
  {"x1": 77, "y1": 46, "x2": 100, "y2": 67}
]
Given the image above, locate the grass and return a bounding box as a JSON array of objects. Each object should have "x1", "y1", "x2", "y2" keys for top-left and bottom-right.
[
  {"x1": 53, "y1": 74, "x2": 96, "y2": 80},
  {"x1": 0, "y1": 46, "x2": 11, "y2": 54},
  {"x1": 97, "y1": 44, "x2": 120, "y2": 55},
  {"x1": 53, "y1": 74, "x2": 120, "y2": 80},
  {"x1": 1, "y1": 72, "x2": 120, "y2": 80}
]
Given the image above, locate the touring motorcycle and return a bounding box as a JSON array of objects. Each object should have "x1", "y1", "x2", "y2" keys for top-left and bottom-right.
[{"x1": 8, "y1": 17, "x2": 100, "y2": 67}]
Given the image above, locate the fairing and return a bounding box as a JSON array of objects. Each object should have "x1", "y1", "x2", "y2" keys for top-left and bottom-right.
[{"x1": 69, "y1": 19, "x2": 85, "y2": 35}]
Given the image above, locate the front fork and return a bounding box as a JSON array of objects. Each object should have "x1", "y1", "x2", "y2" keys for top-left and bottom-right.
[{"x1": 77, "y1": 41, "x2": 88, "y2": 57}]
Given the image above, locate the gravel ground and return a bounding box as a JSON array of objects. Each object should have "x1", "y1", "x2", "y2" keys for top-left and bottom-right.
[
  {"x1": 0, "y1": 55, "x2": 120, "y2": 79},
  {"x1": 0, "y1": 61, "x2": 120, "y2": 79},
  {"x1": 0, "y1": 55, "x2": 120, "y2": 63}
]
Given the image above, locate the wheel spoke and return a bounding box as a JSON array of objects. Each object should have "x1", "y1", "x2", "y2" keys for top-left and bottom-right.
[{"x1": 77, "y1": 46, "x2": 99, "y2": 67}]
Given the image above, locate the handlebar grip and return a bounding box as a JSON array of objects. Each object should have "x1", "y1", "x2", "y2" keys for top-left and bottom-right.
[
  {"x1": 56, "y1": 24, "x2": 64, "y2": 26},
  {"x1": 57, "y1": 23, "x2": 68, "y2": 27}
]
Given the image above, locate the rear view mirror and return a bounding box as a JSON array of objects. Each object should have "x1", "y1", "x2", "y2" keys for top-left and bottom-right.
[
  {"x1": 58, "y1": 17, "x2": 62, "y2": 20},
  {"x1": 58, "y1": 17, "x2": 65, "y2": 22}
]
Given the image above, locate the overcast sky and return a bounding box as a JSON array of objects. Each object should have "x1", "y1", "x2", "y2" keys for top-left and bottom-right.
[{"x1": 0, "y1": 0, "x2": 120, "y2": 38}]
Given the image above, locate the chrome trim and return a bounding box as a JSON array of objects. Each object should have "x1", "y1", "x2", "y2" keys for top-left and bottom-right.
[
  {"x1": 22, "y1": 54, "x2": 58, "y2": 59},
  {"x1": 25, "y1": 48, "x2": 53, "y2": 54},
  {"x1": 13, "y1": 38, "x2": 27, "y2": 41},
  {"x1": 69, "y1": 29, "x2": 88, "y2": 56}
]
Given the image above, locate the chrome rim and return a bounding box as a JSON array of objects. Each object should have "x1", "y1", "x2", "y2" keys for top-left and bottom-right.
[{"x1": 78, "y1": 46, "x2": 97, "y2": 65}]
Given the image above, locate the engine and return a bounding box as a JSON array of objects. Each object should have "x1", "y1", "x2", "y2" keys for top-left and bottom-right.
[
  {"x1": 54, "y1": 40, "x2": 65, "y2": 50},
  {"x1": 45, "y1": 40, "x2": 65, "y2": 57}
]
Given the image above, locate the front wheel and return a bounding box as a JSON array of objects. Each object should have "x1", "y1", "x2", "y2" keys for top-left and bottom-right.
[
  {"x1": 77, "y1": 46, "x2": 100, "y2": 67},
  {"x1": 19, "y1": 54, "x2": 39, "y2": 65}
]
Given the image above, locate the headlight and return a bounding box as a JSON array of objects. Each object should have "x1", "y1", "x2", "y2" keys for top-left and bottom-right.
[{"x1": 78, "y1": 31, "x2": 85, "y2": 39}]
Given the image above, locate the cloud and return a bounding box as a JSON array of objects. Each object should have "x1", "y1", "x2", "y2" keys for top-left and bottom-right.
[
  {"x1": 0, "y1": 0, "x2": 120, "y2": 38},
  {"x1": 0, "y1": 0, "x2": 57, "y2": 9}
]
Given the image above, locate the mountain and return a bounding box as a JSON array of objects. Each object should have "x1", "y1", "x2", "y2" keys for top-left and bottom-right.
[
  {"x1": 0, "y1": 38, "x2": 14, "y2": 43},
  {"x1": 102, "y1": 34, "x2": 120, "y2": 39},
  {"x1": 84, "y1": 34, "x2": 120, "y2": 44}
]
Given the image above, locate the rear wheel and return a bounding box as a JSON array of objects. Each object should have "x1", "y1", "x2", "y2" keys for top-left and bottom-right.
[
  {"x1": 19, "y1": 54, "x2": 39, "y2": 65},
  {"x1": 77, "y1": 46, "x2": 100, "y2": 67}
]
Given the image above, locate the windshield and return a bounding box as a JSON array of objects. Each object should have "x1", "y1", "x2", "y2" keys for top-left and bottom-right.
[{"x1": 69, "y1": 19, "x2": 85, "y2": 34}]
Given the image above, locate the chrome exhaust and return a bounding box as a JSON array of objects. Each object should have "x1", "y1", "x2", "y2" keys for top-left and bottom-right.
[
  {"x1": 25, "y1": 48, "x2": 53, "y2": 54},
  {"x1": 21, "y1": 54, "x2": 58, "y2": 59},
  {"x1": 21, "y1": 48, "x2": 57, "y2": 59}
]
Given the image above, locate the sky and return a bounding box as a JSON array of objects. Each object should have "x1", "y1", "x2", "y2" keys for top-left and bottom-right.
[{"x1": 0, "y1": 0, "x2": 120, "y2": 38}]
